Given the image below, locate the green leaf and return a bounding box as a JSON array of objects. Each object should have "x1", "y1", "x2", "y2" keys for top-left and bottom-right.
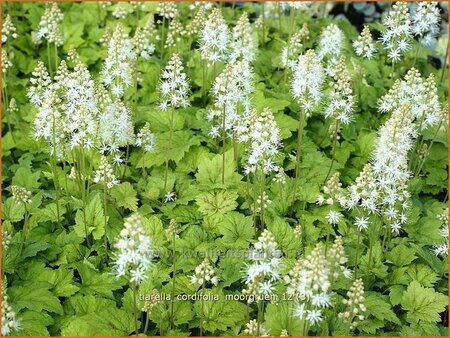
[
  {"x1": 151, "y1": 130, "x2": 201, "y2": 166},
  {"x1": 61, "y1": 295, "x2": 135, "y2": 336},
  {"x1": 196, "y1": 150, "x2": 242, "y2": 188},
  {"x1": 16, "y1": 310, "x2": 54, "y2": 336},
  {"x1": 196, "y1": 190, "x2": 238, "y2": 216},
  {"x1": 216, "y1": 212, "x2": 253, "y2": 249},
  {"x1": 192, "y1": 289, "x2": 247, "y2": 333},
  {"x1": 9, "y1": 281, "x2": 63, "y2": 314},
  {"x1": 11, "y1": 167, "x2": 40, "y2": 190},
  {"x1": 74, "y1": 193, "x2": 105, "y2": 240},
  {"x1": 364, "y1": 293, "x2": 400, "y2": 324},
  {"x1": 386, "y1": 244, "x2": 417, "y2": 266},
  {"x1": 77, "y1": 264, "x2": 123, "y2": 299},
  {"x1": 401, "y1": 281, "x2": 448, "y2": 323},
  {"x1": 264, "y1": 301, "x2": 304, "y2": 336},
  {"x1": 406, "y1": 264, "x2": 438, "y2": 287},
  {"x1": 110, "y1": 182, "x2": 138, "y2": 211}
]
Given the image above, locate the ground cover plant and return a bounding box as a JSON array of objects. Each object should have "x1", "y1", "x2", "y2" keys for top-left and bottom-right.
[{"x1": 1, "y1": 1, "x2": 449, "y2": 336}]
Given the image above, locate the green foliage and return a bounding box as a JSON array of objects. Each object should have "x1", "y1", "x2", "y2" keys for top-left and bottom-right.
[{"x1": 2, "y1": 1, "x2": 448, "y2": 337}]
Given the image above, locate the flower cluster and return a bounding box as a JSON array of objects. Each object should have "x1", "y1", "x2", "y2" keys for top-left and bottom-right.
[
  {"x1": 156, "y1": 2, "x2": 179, "y2": 20},
  {"x1": 135, "y1": 123, "x2": 156, "y2": 153},
  {"x1": 317, "y1": 172, "x2": 343, "y2": 206},
  {"x1": 255, "y1": 191, "x2": 272, "y2": 213},
  {"x1": 207, "y1": 61, "x2": 253, "y2": 139},
  {"x1": 243, "y1": 230, "x2": 282, "y2": 302},
  {"x1": 133, "y1": 21, "x2": 156, "y2": 60},
  {"x1": 353, "y1": 25, "x2": 377, "y2": 59},
  {"x1": 323, "y1": 58, "x2": 354, "y2": 125},
  {"x1": 289, "y1": 238, "x2": 348, "y2": 326},
  {"x1": 2, "y1": 15, "x2": 17, "y2": 44},
  {"x1": 141, "y1": 289, "x2": 162, "y2": 314},
  {"x1": 242, "y1": 319, "x2": 269, "y2": 336},
  {"x1": 290, "y1": 49, "x2": 324, "y2": 112},
  {"x1": 372, "y1": 105, "x2": 414, "y2": 233},
  {"x1": 2, "y1": 50, "x2": 12, "y2": 74},
  {"x1": 101, "y1": 24, "x2": 136, "y2": 98},
  {"x1": 378, "y1": 68, "x2": 441, "y2": 131},
  {"x1": 229, "y1": 13, "x2": 256, "y2": 63},
  {"x1": 185, "y1": 6, "x2": 207, "y2": 37},
  {"x1": 317, "y1": 23, "x2": 344, "y2": 59},
  {"x1": 2, "y1": 284, "x2": 20, "y2": 336},
  {"x1": 158, "y1": 53, "x2": 190, "y2": 111},
  {"x1": 165, "y1": 17, "x2": 186, "y2": 49},
  {"x1": 411, "y1": 2, "x2": 441, "y2": 47},
  {"x1": 433, "y1": 208, "x2": 449, "y2": 257},
  {"x1": 112, "y1": 214, "x2": 154, "y2": 284},
  {"x1": 27, "y1": 61, "x2": 52, "y2": 105},
  {"x1": 58, "y1": 52, "x2": 99, "y2": 149},
  {"x1": 98, "y1": 100, "x2": 135, "y2": 154},
  {"x1": 93, "y1": 156, "x2": 120, "y2": 188},
  {"x1": 338, "y1": 278, "x2": 366, "y2": 330},
  {"x1": 190, "y1": 258, "x2": 219, "y2": 286},
  {"x1": 380, "y1": 2, "x2": 412, "y2": 62},
  {"x1": 11, "y1": 185, "x2": 32, "y2": 205},
  {"x1": 241, "y1": 107, "x2": 282, "y2": 175},
  {"x1": 199, "y1": 8, "x2": 229, "y2": 64},
  {"x1": 281, "y1": 23, "x2": 309, "y2": 68},
  {"x1": 32, "y1": 3, "x2": 64, "y2": 45},
  {"x1": 112, "y1": 3, "x2": 129, "y2": 19},
  {"x1": 166, "y1": 218, "x2": 179, "y2": 238},
  {"x1": 2, "y1": 228, "x2": 12, "y2": 252}
]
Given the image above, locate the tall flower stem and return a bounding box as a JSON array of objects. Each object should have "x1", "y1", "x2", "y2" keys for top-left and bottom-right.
[
  {"x1": 440, "y1": 41, "x2": 448, "y2": 82},
  {"x1": 132, "y1": 282, "x2": 139, "y2": 336},
  {"x1": 160, "y1": 16, "x2": 166, "y2": 59},
  {"x1": 324, "y1": 121, "x2": 339, "y2": 184},
  {"x1": 294, "y1": 108, "x2": 306, "y2": 179},
  {"x1": 51, "y1": 114, "x2": 61, "y2": 225},
  {"x1": 170, "y1": 232, "x2": 176, "y2": 328},
  {"x1": 15, "y1": 205, "x2": 29, "y2": 266},
  {"x1": 354, "y1": 230, "x2": 361, "y2": 280},
  {"x1": 222, "y1": 104, "x2": 226, "y2": 184},
  {"x1": 200, "y1": 275, "x2": 206, "y2": 336},
  {"x1": 164, "y1": 107, "x2": 175, "y2": 191},
  {"x1": 103, "y1": 180, "x2": 108, "y2": 258},
  {"x1": 260, "y1": 171, "x2": 266, "y2": 231}
]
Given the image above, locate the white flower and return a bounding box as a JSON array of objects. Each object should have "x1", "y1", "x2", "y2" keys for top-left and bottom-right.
[
  {"x1": 112, "y1": 214, "x2": 154, "y2": 284},
  {"x1": 326, "y1": 210, "x2": 342, "y2": 225},
  {"x1": 294, "y1": 303, "x2": 306, "y2": 319},
  {"x1": 2, "y1": 287, "x2": 21, "y2": 336},
  {"x1": 354, "y1": 216, "x2": 369, "y2": 231},
  {"x1": 324, "y1": 58, "x2": 354, "y2": 125},
  {"x1": 306, "y1": 309, "x2": 323, "y2": 325},
  {"x1": 164, "y1": 191, "x2": 177, "y2": 203},
  {"x1": 159, "y1": 53, "x2": 190, "y2": 110},
  {"x1": 411, "y1": 2, "x2": 441, "y2": 47},
  {"x1": 199, "y1": 8, "x2": 229, "y2": 64},
  {"x1": 241, "y1": 107, "x2": 282, "y2": 175},
  {"x1": 93, "y1": 156, "x2": 119, "y2": 188},
  {"x1": 190, "y1": 258, "x2": 218, "y2": 287},
  {"x1": 101, "y1": 24, "x2": 136, "y2": 98},
  {"x1": 353, "y1": 25, "x2": 377, "y2": 59},
  {"x1": 31, "y1": 3, "x2": 64, "y2": 45},
  {"x1": 380, "y1": 2, "x2": 412, "y2": 62},
  {"x1": 229, "y1": 13, "x2": 256, "y2": 63},
  {"x1": 290, "y1": 49, "x2": 324, "y2": 111},
  {"x1": 2, "y1": 15, "x2": 18, "y2": 44},
  {"x1": 135, "y1": 123, "x2": 156, "y2": 153},
  {"x1": 208, "y1": 60, "x2": 254, "y2": 140},
  {"x1": 317, "y1": 24, "x2": 344, "y2": 59},
  {"x1": 311, "y1": 292, "x2": 331, "y2": 308}
]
